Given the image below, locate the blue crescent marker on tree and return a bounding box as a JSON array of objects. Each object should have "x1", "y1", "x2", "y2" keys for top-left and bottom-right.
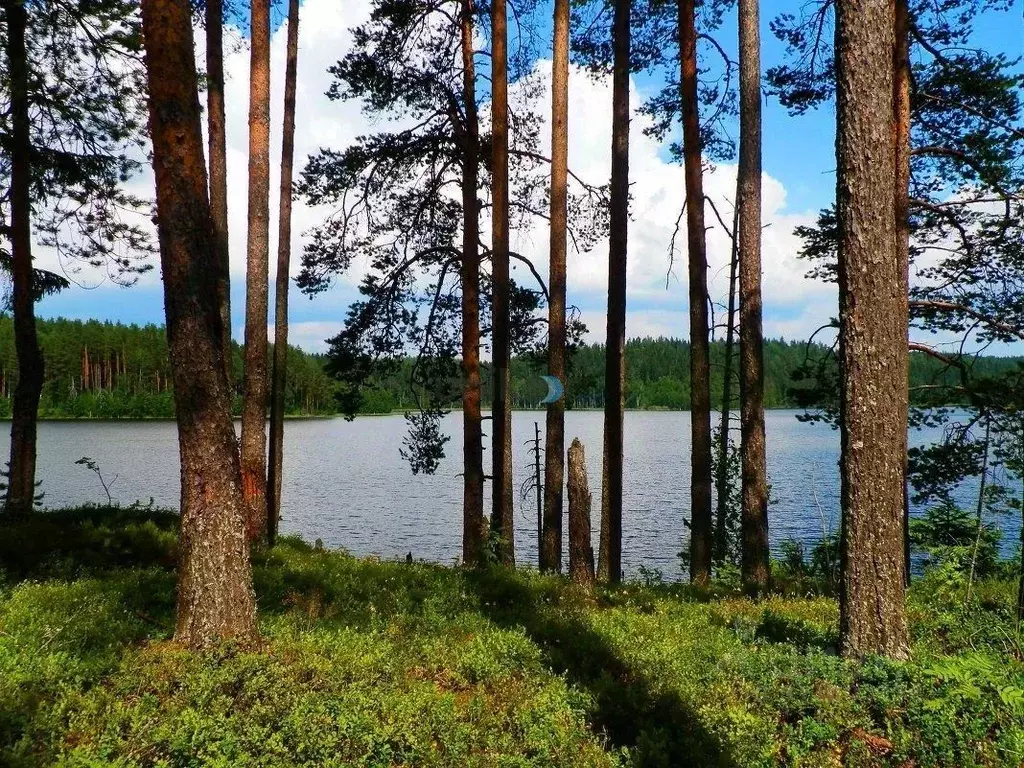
[{"x1": 539, "y1": 375, "x2": 564, "y2": 405}]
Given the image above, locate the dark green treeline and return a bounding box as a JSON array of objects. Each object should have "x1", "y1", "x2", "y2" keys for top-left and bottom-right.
[
  {"x1": 1, "y1": 319, "x2": 1016, "y2": 417},
  {"x1": 361, "y1": 337, "x2": 1024, "y2": 412},
  {"x1": 0, "y1": 316, "x2": 336, "y2": 418}
]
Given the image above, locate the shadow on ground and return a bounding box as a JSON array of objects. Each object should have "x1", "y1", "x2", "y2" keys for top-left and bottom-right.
[{"x1": 464, "y1": 567, "x2": 734, "y2": 768}]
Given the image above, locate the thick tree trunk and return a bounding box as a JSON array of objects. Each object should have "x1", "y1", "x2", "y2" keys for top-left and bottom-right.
[
  {"x1": 205, "y1": 0, "x2": 232, "y2": 377},
  {"x1": 567, "y1": 438, "x2": 595, "y2": 585},
  {"x1": 541, "y1": 0, "x2": 570, "y2": 574},
  {"x1": 3, "y1": 0, "x2": 42, "y2": 518},
  {"x1": 893, "y1": 0, "x2": 912, "y2": 587},
  {"x1": 460, "y1": 0, "x2": 486, "y2": 567},
  {"x1": 835, "y1": 0, "x2": 910, "y2": 659},
  {"x1": 601, "y1": 0, "x2": 630, "y2": 585},
  {"x1": 714, "y1": 200, "x2": 739, "y2": 562},
  {"x1": 738, "y1": 0, "x2": 770, "y2": 595},
  {"x1": 241, "y1": 0, "x2": 272, "y2": 542},
  {"x1": 267, "y1": 0, "x2": 300, "y2": 548},
  {"x1": 490, "y1": 0, "x2": 514, "y2": 566},
  {"x1": 140, "y1": 0, "x2": 258, "y2": 650},
  {"x1": 680, "y1": 0, "x2": 713, "y2": 585}
]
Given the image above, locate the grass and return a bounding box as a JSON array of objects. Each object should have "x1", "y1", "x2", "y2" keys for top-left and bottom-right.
[{"x1": 1, "y1": 506, "x2": 1023, "y2": 767}]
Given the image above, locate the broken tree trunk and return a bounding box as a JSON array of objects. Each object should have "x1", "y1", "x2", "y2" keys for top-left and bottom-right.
[{"x1": 568, "y1": 438, "x2": 595, "y2": 585}]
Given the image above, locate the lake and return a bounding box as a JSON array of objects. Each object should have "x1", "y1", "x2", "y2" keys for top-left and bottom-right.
[{"x1": 5, "y1": 410, "x2": 1018, "y2": 577}]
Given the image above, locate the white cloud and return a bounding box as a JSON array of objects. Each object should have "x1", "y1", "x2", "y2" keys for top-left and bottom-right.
[
  {"x1": 270, "y1": 320, "x2": 344, "y2": 352},
  {"x1": 36, "y1": 0, "x2": 835, "y2": 351}
]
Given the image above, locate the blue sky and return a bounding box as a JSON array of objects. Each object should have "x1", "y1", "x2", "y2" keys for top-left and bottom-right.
[{"x1": 33, "y1": 0, "x2": 1024, "y2": 352}]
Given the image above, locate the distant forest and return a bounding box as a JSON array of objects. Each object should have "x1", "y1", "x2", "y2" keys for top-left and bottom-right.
[
  {"x1": 353, "y1": 336, "x2": 1023, "y2": 413},
  {"x1": 0, "y1": 317, "x2": 336, "y2": 418},
  {"x1": 0, "y1": 318, "x2": 1017, "y2": 417}
]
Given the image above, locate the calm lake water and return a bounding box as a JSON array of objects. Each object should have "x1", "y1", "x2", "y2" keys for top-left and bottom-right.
[{"x1": 6, "y1": 410, "x2": 1019, "y2": 577}]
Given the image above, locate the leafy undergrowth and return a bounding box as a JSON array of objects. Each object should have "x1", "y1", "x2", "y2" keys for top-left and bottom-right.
[{"x1": 1, "y1": 507, "x2": 1023, "y2": 767}]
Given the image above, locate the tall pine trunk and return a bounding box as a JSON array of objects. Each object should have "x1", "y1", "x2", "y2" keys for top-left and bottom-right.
[
  {"x1": 460, "y1": 0, "x2": 486, "y2": 566},
  {"x1": 835, "y1": 0, "x2": 910, "y2": 659},
  {"x1": 542, "y1": 0, "x2": 570, "y2": 573},
  {"x1": 738, "y1": 0, "x2": 770, "y2": 594},
  {"x1": 3, "y1": 0, "x2": 41, "y2": 517},
  {"x1": 714, "y1": 201, "x2": 738, "y2": 562},
  {"x1": 267, "y1": 0, "x2": 300, "y2": 547},
  {"x1": 490, "y1": 0, "x2": 514, "y2": 565},
  {"x1": 241, "y1": 0, "x2": 272, "y2": 541},
  {"x1": 893, "y1": 0, "x2": 912, "y2": 586},
  {"x1": 140, "y1": 0, "x2": 259, "y2": 649},
  {"x1": 205, "y1": 0, "x2": 232, "y2": 377},
  {"x1": 680, "y1": 0, "x2": 712, "y2": 585},
  {"x1": 601, "y1": 0, "x2": 630, "y2": 585}
]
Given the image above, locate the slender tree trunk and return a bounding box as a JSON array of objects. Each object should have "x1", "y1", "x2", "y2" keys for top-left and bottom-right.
[
  {"x1": 241, "y1": 0, "x2": 272, "y2": 542},
  {"x1": 542, "y1": 0, "x2": 570, "y2": 573},
  {"x1": 966, "y1": 417, "x2": 991, "y2": 603},
  {"x1": 1017, "y1": 462, "x2": 1023, "y2": 623},
  {"x1": 267, "y1": 0, "x2": 300, "y2": 548},
  {"x1": 206, "y1": 0, "x2": 232, "y2": 377},
  {"x1": 893, "y1": 0, "x2": 912, "y2": 587},
  {"x1": 567, "y1": 438, "x2": 595, "y2": 585},
  {"x1": 490, "y1": 0, "x2": 514, "y2": 566},
  {"x1": 714, "y1": 200, "x2": 739, "y2": 562},
  {"x1": 3, "y1": 0, "x2": 42, "y2": 518},
  {"x1": 680, "y1": 0, "x2": 712, "y2": 585},
  {"x1": 738, "y1": 0, "x2": 770, "y2": 595},
  {"x1": 140, "y1": 0, "x2": 258, "y2": 650},
  {"x1": 601, "y1": 0, "x2": 630, "y2": 585},
  {"x1": 835, "y1": 0, "x2": 909, "y2": 659},
  {"x1": 597, "y1": 428, "x2": 611, "y2": 580},
  {"x1": 460, "y1": 0, "x2": 486, "y2": 566}
]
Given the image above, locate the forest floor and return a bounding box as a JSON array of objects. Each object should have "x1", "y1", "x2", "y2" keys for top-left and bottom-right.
[{"x1": 1, "y1": 507, "x2": 1023, "y2": 767}]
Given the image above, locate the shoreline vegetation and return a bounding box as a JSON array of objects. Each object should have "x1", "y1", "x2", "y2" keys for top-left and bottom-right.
[
  {"x1": 6, "y1": 403, "x2": 986, "y2": 421},
  {"x1": 1, "y1": 505, "x2": 1022, "y2": 767},
  {"x1": 0, "y1": 317, "x2": 1017, "y2": 420}
]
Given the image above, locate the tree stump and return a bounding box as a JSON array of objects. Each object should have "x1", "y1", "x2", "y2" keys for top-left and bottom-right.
[{"x1": 568, "y1": 438, "x2": 595, "y2": 585}]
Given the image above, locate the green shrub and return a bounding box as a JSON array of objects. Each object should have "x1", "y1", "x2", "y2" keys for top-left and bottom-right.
[{"x1": 2, "y1": 508, "x2": 1023, "y2": 767}]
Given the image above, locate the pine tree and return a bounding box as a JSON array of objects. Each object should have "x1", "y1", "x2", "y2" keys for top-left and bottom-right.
[
  {"x1": 490, "y1": 0, "x2": 514, "y2": 565},
  {"x1": 268, "y1": 0, "x2": 300, "y2": 547},
  {"x1": 241, "y1": 0, "x2": 272, "y2": 541},
  {"x1": 737, "y1": 0, "x2": 769, "y2": 594},
  {"x1": 601, "y1": 0, "x2": 630, "y2": 584},
  {"x1": 679, "y1": 0, "x2": 712, "y2": 585},
  {"x1": 0, "y1": 0, "x2": 152, "y2": 515},
  {"x1": 834, "y1": 0, "x2": 910, "y2": 658},
  {"x1": 140, "y1": 0, "x2": 258, "y2": 650},
  {"x1": 541, "y1": 0, "x2": 571, "y2": 573}
]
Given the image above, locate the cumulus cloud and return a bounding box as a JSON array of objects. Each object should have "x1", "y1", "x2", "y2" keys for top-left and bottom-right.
[{"x1": 37, "y1": 0, "x2": 838, "y2": 350}]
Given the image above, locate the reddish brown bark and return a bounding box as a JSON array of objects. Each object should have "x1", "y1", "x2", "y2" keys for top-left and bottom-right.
[
  {"x1": 460, "y1": 0, "x2": 486, "y2": 566},
  {"x1": 738, "y1": 0, "x2": 770, "y2": 594},
  {"x1": 680, "y1": 0, "x2": 713, "y2": 585},
  {"x1": 3, "y1": 0, "x2": 42, "y2": 518},
  {"x1": 835, "y1": 0, "x2": 910, "y2": 659},
  {"x1": 600, "y1": 0, "x2": 630, "y2": 585},
  {"x1": 206, "y1": 0, "x2": 232, "y2": 378},
  {"x1": 267, "y1": 0, "x2": 300, "y2": 548},
  {"x1": 140, "y1": 0, "x2": 258, "y2": 649},
  {"x1": 541, "y1": 0, "x2": 570, "y2": 573},
  {"x1": 490, "y1": 0, "x2": 514, "y2": 566},
  {"x1": 894, "y1": 0, "x2": 912, "y2": 585},
  {"x1": 241, "y1": 0, "x2": 272, "y2": 541}
]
